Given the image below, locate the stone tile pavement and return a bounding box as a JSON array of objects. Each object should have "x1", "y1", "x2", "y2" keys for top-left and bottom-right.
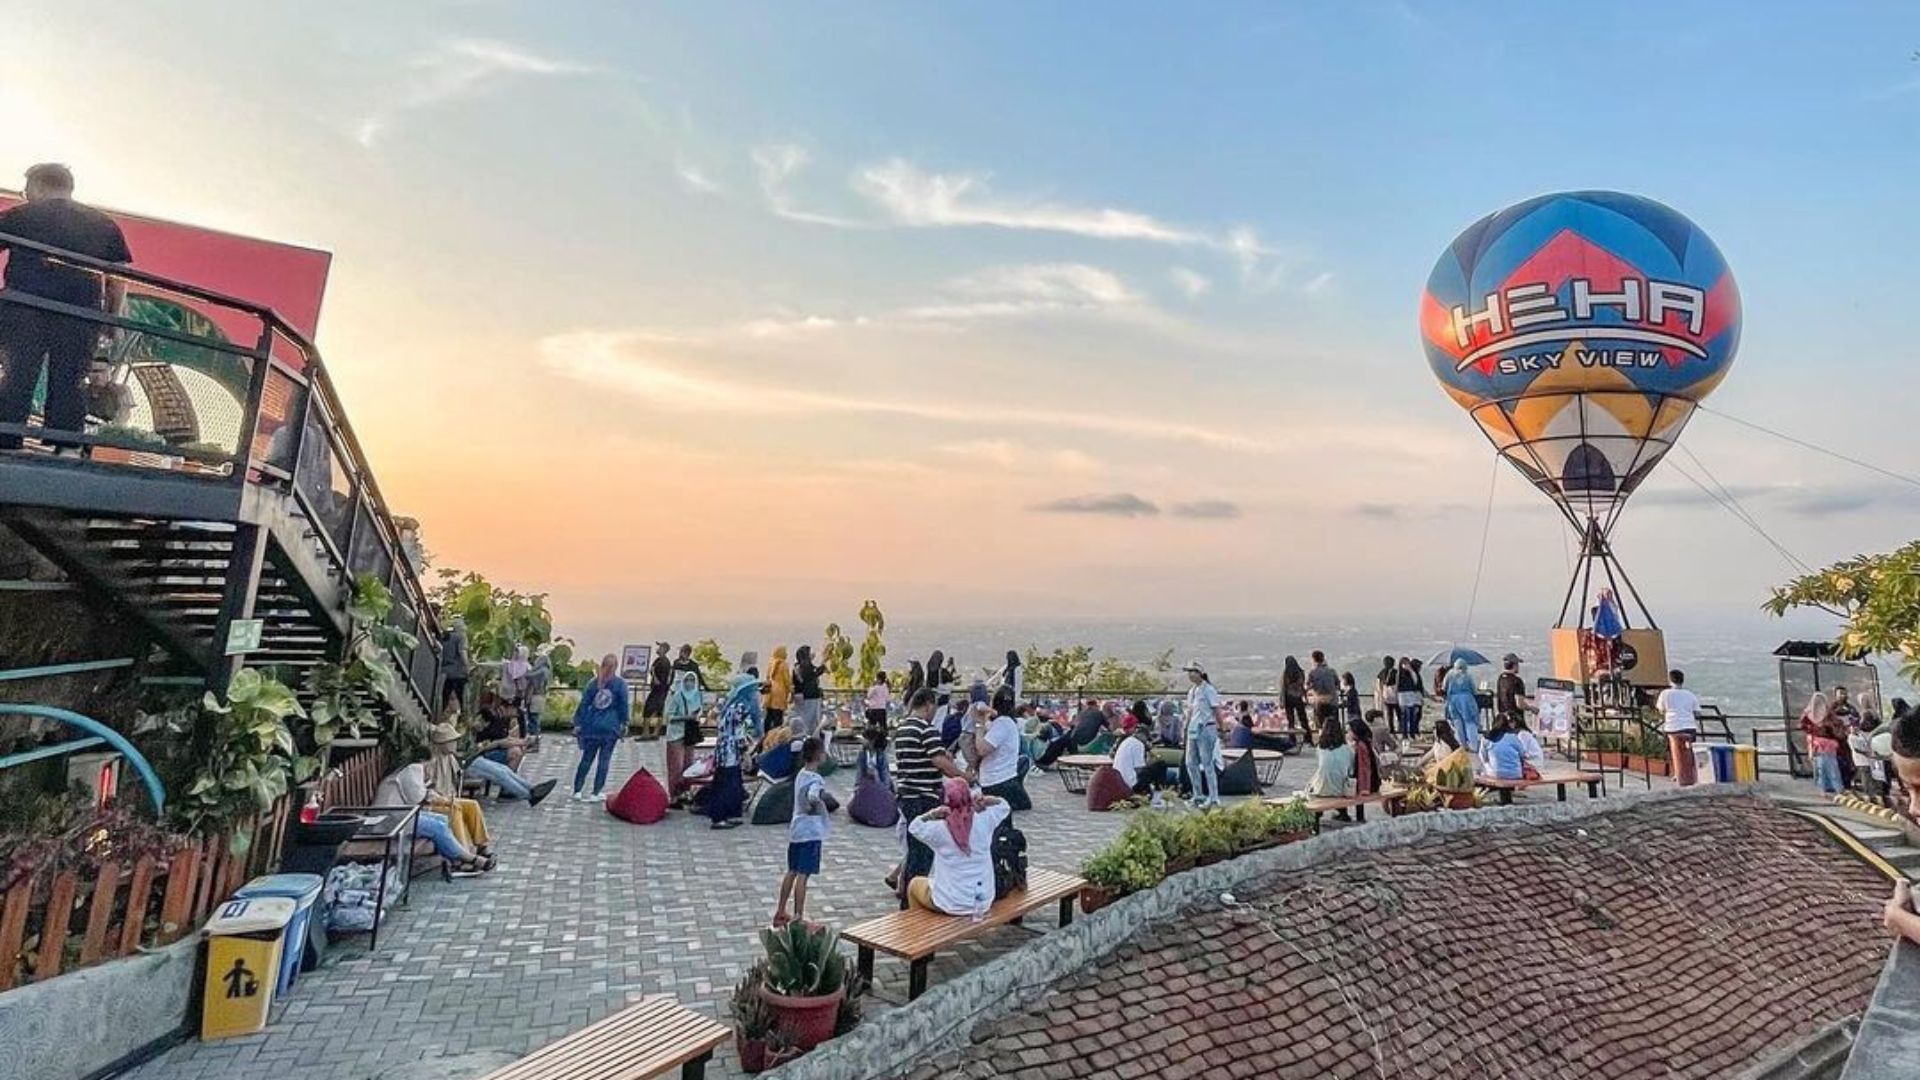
[{"x1": 122, "y1": 737, "x2": 1617, "y2": 1079}]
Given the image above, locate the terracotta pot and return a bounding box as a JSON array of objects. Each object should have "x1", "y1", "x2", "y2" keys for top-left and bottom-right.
[
  {"x1": 737, "y1": 1036, "x2": 769, "y2": 1074},
  {"x1": 1079, "y1": 885, "x2": 1114, "y2": 915},
  {"x1": 1440, "y1": 788, "x2": 1476, "y2": 810},
  {"x1": 757, "y1": 984, "x2": 845, "y2": 1051}
]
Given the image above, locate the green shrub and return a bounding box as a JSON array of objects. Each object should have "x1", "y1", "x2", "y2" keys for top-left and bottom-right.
[{"x1": 1081, "y1": 827, "x2": 1166, "y2": 895}]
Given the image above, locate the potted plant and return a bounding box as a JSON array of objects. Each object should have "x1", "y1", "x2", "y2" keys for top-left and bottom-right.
[
  {"x1": 731, "y1": 961, "x2": 777, "y2": 1073},
  {"x1": 756, "y1": 921, "x2": 849, "y2": 1052},
  {"x1": 1080, "y1": 827, "x2": 1165, "y2": 912}
]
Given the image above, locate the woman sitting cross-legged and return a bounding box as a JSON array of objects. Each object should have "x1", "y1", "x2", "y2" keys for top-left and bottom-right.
[{"x1": 905, "y1": 778, "x2": 1010, "y2": 918}]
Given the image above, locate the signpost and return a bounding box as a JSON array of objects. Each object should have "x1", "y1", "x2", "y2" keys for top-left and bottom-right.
[
  {"x1": 225, "y1": 618, "x2": 264, "y2": 656},
  {"x1": 1535, "y1": 678, "x2": 1576, "y2": 741}
]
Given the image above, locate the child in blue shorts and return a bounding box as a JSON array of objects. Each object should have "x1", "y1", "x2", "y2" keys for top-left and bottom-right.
[{"x1": 775, "y1": 736, "x2": 829, "y2": 927}]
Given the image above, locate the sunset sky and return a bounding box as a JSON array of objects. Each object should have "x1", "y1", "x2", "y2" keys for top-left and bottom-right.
[{"x1": 4, "y1": 2, "x2": 1917, "y2": 640}]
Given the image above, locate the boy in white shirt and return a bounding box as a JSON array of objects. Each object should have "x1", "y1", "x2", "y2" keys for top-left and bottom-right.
[
  {"x1": 774, "y1": 737, "x2": 830, "y2": 927},
  {"x1": 1655, "y1": 669, "x2": 1701, "y2": 788}
]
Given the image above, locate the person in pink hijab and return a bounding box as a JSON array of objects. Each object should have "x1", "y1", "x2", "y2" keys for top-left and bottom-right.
[{"x1": 905, "y1": 778, "x2": 1009, "y2": 918}]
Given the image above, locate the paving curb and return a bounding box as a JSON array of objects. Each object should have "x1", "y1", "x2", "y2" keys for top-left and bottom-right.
[{"x1": 766, "y1": 783, "x2": 1752, "y2": 1080}]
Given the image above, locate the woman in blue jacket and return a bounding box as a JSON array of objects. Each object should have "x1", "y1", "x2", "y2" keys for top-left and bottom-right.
[{"x1": 572, "y1": 653, "x2": 630, "y2": 801}]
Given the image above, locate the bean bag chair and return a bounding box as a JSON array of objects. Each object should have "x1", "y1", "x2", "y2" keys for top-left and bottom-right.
[
  {"x1": 1085, "y1": 765, "x2": 1132, "y2": 812},
  {"x1": 758, "y1": 742, "x2": 797, "y2": 782},
  {"x1": 1082, "y1": 732, "x2": 1116, "y2": 756},
  {"x1": 606, "y1": 768, "x2": 669, "y2": 825},
  {"x1": 848, "y1": 771, "x2": 897, "y2": 828},
  {"x1": 1217, "y1": 750, "x2": 1260, "y2": 797},
  {"x1": 751, "y1": 777, "x2": 796, "y2": 825}
]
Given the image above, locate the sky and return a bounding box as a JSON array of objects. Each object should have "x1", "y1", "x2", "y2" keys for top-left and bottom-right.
[{"x1": 2, "y1": 1, "x2": 1917, "y2": 643}]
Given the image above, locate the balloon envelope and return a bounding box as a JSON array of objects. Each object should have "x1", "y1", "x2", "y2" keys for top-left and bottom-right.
[{"x1": 1420, "y1": 191, "x2": 1740, "y2": 521}]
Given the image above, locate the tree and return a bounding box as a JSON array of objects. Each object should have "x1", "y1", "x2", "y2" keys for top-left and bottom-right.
[
  {"x1": 1022, "y1": 645, "x2": 1173, "y2": 694},
  {"x1": 856, "y1": 600, "x2": 887, "y2": 686},
  {"x1": 691, "y1": 639, "x2": 733, "y2": 687},
  {"x1": 430, "y1": 568, "x2": 556, "y2": 673},
  {"x1": 1766, "y1": 540, "x2": 1920, "y2": 681},
  {"x1": 822, "y1": 623, "x2": 856, "y2": 690}
]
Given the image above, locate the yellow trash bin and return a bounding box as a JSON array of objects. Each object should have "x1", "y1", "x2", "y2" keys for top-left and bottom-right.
[
  {"x1": 201, "y1": 896, "x2": 295, "y2": 1040},
  {"x1": 1731, "y1": 745, "x2": 1759, "y2": 783}
]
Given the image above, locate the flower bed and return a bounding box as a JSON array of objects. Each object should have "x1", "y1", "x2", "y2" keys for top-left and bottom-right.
[{"x1": 1079, "y1": 799, "x2": 1315, "y2": 912}]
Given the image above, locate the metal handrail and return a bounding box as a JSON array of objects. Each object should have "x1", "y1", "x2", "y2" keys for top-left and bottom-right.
[{"x1": 0, "y1": 228, "x2": 442, "y2": 708}]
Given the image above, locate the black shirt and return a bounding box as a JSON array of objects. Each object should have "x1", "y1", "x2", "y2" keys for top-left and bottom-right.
[
  {"x1": 477, "y1": 708, "x2": 512, "y2": 743},
  {"x1": 0, "y1": 198, "x2": 131, "y2": 308},
  {"x1": 1496, "y1": 671, "x2": 1525, "y2": 716},
  {"x1": 649, "y1": 655, "x2": 671, "y2": 693},
  {"x1": 1071, "y1": 706, "x2": 1107, "y2": 747},
  {"x1": 795, "y1": 659, "x2": 824, "y2": 701},
  {"x1": 671, "y1": 656, "x2": 709, "y2": 692}
]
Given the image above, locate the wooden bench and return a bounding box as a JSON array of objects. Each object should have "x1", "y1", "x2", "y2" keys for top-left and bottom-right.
[
  {"x1": 480, "y1": 995, "x2": 728, "y2": 1080},
  {"x1": 844, "y1": 867, "x2": 1085, "y2": 1001},
  {"x1": 1271, "y1": 784, "x2": 1406, "y2": 829},
  {"x1": 1476, "y1": 767, "x2": 1604, "y2": 805}
]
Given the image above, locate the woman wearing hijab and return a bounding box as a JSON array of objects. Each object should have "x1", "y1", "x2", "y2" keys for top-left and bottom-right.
[
  {"x1": 927, "y1": 650, "x2": 950, "y2": 706},
  {"x1": 995, "y1": 650, "x2": 1025, "y2": 701},
  {"x1": 1281, "y1": 656, "x2": 1307, "y2": 736},
  {"x1": 792, "y1": 645, "x2": 825, "y2": 739},
  {"x1": 904, "y1": 778, "x2": 1011, "y2": 917},
  {"x1": 643, "y1": 642, "x2": 672, "y2": 738},
  {"x1": 664, "y1": 669, "x2": 705, "y2": 805},
  {"x1": 707, "y1": 673, "x2": 762, "y2": 829},
  {"x1": 902, "y1": 660, "x2": 926, "y2": 707},
  {"x1": 766, "y1": 646, "x2": 793, "y2": 734},
  {"x1": 1375, "y1": 656, "x2": 1400, "y2": 737},
  {"x1": 1444, "y1": 659, "x2": 1481, "y2": 751}
]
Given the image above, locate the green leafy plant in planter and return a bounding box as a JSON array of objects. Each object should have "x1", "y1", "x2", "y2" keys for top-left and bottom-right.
[
  {"x1": 756, "y1": 922, "x2": 850, "y2": 1053},
  {"x1": 1080, "y1": 825, "x2": 1167, "y2": 912},
  {"x1": 303, "y1": 574, "x2": 420, "y2": 757},
  {"x1": 139, "y1": 668, "x2": 315, "y2": 843}
]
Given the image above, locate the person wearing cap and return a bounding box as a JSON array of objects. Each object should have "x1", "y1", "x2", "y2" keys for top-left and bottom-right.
[
  {"x1": 1113, "y1": 703, "x2": 1174, "y2": 796},
  {"x1": 1183, "y1": 661, "x2": 1225, "y2": 808},
  {"x1": 1495, "y1": 654, "x2": 1531, "y2": 727},
  {"x1": 572, "y1": 653, "x2": 630, "y2": 802}
]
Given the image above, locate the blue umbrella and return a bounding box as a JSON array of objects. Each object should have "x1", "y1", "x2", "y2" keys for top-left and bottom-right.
[{"x1": 1429, "y1": 646, "x2": 1491, "y2": 670}]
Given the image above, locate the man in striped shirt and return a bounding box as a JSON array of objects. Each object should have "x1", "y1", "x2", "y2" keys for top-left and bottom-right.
[{"x1": 887, "y1": 688, "x2": 963, "y2": 897}]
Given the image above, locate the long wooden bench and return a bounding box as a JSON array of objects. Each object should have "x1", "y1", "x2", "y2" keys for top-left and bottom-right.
[
  {"x1": 844, "y1": 867, "x2": 1085, "y2": 1001},
  {"x1": 1476, "y1": 767, "x2": 1604, "y2": 805},
  {"x1": 480, "y1": 995, "x2": 729, "y2": 1080},
  {"x1": 1270, "y1": 785, "x2": 1406, "y2": 829}
]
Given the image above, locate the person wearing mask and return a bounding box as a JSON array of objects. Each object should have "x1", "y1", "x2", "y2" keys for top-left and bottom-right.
[
  {"x1": 642, "y1": 642, "x2": 672, "y2": 739},
  {"x1": 1280, "y1": 656, "x2": 1308, "y2": 737},
  {"x1": 664, "y1": 669, "x2": 706, "y2": 805},
  {"x1": 1655, "y1": 669, "x2": 1701, "y2": 788},
  {"x1": 1394, "y1": 657, "x2": 1423, "y2": 740},
  {"x1": 1375, "y1": 656, "x2": 1401, "y2": 738},
  {"x1": 905, "y1": 779, "x2": 1011, "y2": 919},
  {"x1": 0, "y1": 164, "x2": 133, "y2": 451},
  {"x1": 792, "y1": 645, "x2": 825, "y2": 739},
  {"x1": 706, "y1": 673, "x2": 762, "y2": 829},
  {"x1": 1444, "y1": 659, "x2": 1482, "y2": 752},
  {"x1": 766, "y1": 646, "x2": 793, "y2": 734},
  {"x1": 865, "y1": 671, "x2": 891, "y2": 728},
  {"x1": 570, "y1": 654, "x2": 629, "y2": 802},
  {"x1": 972, "y1": 686, "x2": 1027, "y2": 810},
  {"x1": 887, "y1": 688, "x2": 966, "y2": 896},
  {"x1": 1183, "y1": 661, "x2": 1225, "y2": 809},
  {"x1": 440, "y1": 617, "x2": 470, "y2": 715},
  {"x1": 671, "y1": 643, "x2": 709, "y2": 691}
]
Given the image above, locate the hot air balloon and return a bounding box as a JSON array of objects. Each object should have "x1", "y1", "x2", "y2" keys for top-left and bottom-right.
[{"x1": 1420, "y1": 191, "x2": 1741, "y2": 689}]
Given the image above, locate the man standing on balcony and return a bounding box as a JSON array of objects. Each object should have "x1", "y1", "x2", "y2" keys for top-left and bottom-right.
[{"x1": 0, "y1": 164, "x2": 132, "y2": 451}]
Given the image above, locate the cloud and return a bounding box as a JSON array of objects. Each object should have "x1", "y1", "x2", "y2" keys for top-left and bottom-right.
[
  {"x1": 937, "y1": 440, "x2": 1105, "y2": 474},
  {"x1": 1635, "y1": 480, "x2": 1920, "y2": 518},
  {"x1": 1170, "y1": 499, "x2": 1242, "y2": 520},
  {"x1": 1168, "y1": 267, "x2": 1212, "y2": 298},
  {"x1": 1346, "y1": 501, "x2": 1475, "y2": 520},
  {"x1": 938, "y1": 439, "x2": 1022, "y2": 468},
  {"x1": 751, "y1": 142, "x2": 869, "y2": 227},
  {"x1": 539, "y1": 330, "x2": 1273, "y2": 453},
  {"x1": 356, "y1": 38, "x2": 598, "y2": 147},
  {"x1": 1303, "y1": 271, "x2": 1336, "y2": 294},
  {"x1": 674, "y1": 159, "x2": 721, "y2": 194},
  {"x1": 1029, "y1": 493, "x2": 1161, "y2": 518},
  {"x1": 736, "y1": 262, "x2": 1156, "y2": 336}
]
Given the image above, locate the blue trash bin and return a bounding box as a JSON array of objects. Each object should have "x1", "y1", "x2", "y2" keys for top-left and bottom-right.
[
  {"x1": 1707, "y1": 744, "x2": 1735, "y2": 784},
  {"x1": 232, "y1": 873, "x2": 324, "y2": 994}
]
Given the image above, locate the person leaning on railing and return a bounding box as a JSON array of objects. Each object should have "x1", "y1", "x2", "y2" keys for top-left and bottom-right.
[{"x1": 0, "y1": 163, "x2": 132, "y2": 452}]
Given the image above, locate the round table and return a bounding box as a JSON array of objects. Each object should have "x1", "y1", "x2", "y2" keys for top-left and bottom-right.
[
  {"x1": 1242, "y1": 748, "x2": 1285, "y2": 787},
  {"x1": 1054, "y1": 753, "x2": 1111, "y2": 795}
]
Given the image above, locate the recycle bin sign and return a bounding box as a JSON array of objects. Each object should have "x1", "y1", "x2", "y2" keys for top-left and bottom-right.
[{"x1": 201, "y1": 896, "x2": 296, "y2": 1040}]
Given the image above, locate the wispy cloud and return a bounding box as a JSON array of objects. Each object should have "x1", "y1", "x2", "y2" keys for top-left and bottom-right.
[
  {"x1": 539, "y1": 330, "x2": 1271, "y2": 453},
  {"x1": 752, "y1": 142, "x2": 868, "y2": 227},
  {"x1": 674, "y1": 159, "x2": 721, "y2": 194},
  {"x1": 1168, "y1": 267, "x2": 1212, "y2": 298},
  {"x1": 727, "y1": 262, "x2": 1160, "y2": 336},
  {"x1": 1030, "y1": 493, "x2": 1161, "y2": 518},
  {"x1": 356, "y1": 38, "x2": 598, "y2": 147},
  {"x1": 1170, "y1": 499, "x2": 1242, "y2": 520},
  {"x1": 939, "y1": 439, "x2": 1104, "y2": 474}
]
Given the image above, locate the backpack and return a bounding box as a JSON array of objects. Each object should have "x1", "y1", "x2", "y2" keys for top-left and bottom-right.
[{"x1": 991, "y1": 818, "x2": 1028, "y2": 900}]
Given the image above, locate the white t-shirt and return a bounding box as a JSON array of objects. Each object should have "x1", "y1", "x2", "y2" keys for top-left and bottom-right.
[
  {"x1": 976, "y1": 714, "x2": 1022, "y2": 787},
  {"x1": 1112, "y1": 734, "x2": 1149, "y2": 787},
  {"x1": 1186, "y1": 681, "x2": 1223, "y2": 734},
  {"x1": 908, "y1": 801, "x2": 1012, "y2": 917},
  {"x1": 1656, "y1": 687, "x2": 1700, "y2": 733},
  {"x1": 373, "y1": 764, "x2": 429, "y2": 808}
]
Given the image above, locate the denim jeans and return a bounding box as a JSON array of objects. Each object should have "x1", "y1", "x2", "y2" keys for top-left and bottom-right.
[
  {"x1": 1813, "y1": 752, "x2": 1843, "y2": 793},
  {"x1": 1186, "y1": 724, "x2": 1220, "y2": 805},
  {"x1": 465, "y1": 754, "x2": 532, "y2": 799},
  {"x1": 417, "y1": 810, "x2": 469, "y2": 861},
  {"x1": 574, "y1": 734, "x2": 618, "y2": 794}
]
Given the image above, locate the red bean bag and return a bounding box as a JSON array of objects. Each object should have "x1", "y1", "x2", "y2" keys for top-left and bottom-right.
[
  {"x1": 607, "y1": 767, "x2": 669, "y2": 825},
  {"x1": 1085, "y1": 765, "x2": 1132, "y2": 812}
]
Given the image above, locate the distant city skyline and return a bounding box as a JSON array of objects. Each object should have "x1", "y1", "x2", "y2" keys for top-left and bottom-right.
[{"x1": 5, "y1": 2, "x2": 1916, "y2": 630}]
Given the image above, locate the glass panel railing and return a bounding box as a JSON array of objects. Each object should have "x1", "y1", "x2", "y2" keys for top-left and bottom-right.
[{"x1": 292, "y1": 407, "x2": 353, "y2": 558}]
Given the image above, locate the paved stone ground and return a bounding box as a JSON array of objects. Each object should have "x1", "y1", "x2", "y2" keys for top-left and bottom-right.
[{"x1": 124, "y1": 738, "x2": 1638, "y2": 1080}]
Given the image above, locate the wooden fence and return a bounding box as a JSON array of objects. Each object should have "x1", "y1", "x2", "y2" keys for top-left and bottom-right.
[{"x1": 0, "y1": 745, "x2": 389, "y2": 991}]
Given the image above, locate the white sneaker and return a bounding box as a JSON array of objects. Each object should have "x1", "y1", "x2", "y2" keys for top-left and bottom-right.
[
  {"x1": 571, "y1": 791, "x2": 585, "y2": 802},
  {"x1": 589, "y1": 792, "x2": 607, "y2": 803}
]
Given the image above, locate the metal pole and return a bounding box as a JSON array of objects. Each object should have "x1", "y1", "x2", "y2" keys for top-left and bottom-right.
[{"x1": 207, "y1": 524, "x2": 268, "y2": 694}]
